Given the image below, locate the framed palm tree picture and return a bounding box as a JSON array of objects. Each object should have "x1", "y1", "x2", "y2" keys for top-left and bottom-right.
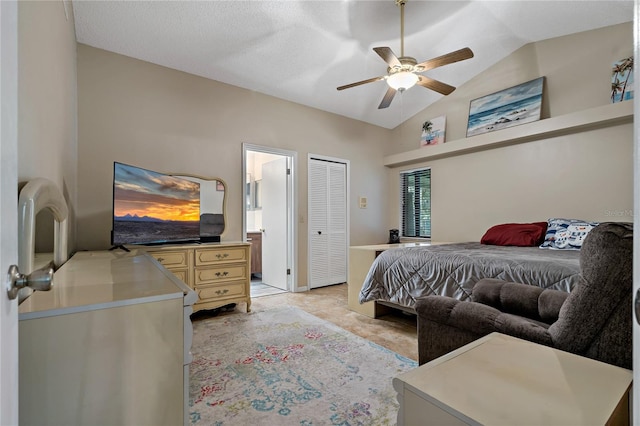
[
  {"x1": 420, "y1": 115, "x2": 446, "y2": 147},
  {"x1": 611, "y1": 57, "x2": 633, "y2": 103}
]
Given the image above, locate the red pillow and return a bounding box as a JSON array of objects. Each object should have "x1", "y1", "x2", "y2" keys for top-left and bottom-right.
[{"x1": 481, "y1": 222, "x2": 548, "y2": 247}]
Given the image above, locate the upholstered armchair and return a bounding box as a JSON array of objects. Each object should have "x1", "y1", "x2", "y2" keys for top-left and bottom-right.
[{"x1": 415, "y1": 222, "x2": 633, "y2": 370}]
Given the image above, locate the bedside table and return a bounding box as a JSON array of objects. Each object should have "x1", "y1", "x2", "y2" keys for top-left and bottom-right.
[
  {"x1": 393, "y1": 332, "x2": 632, "y2": 425},
  {"x1": 347, "y1": 242, "x2": 439, "y2": 318}
]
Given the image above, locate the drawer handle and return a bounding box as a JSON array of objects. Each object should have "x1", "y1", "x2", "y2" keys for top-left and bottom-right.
[
  {"x1": 215, "y1": 253, "x2": 230, "y2": 259},
  {"x1": 215, "y1": 271, "x2": 229, "y2": 277},
  {"x1": 156, "y1": 257, "x2": 165, "y2": 263},
  {"x1": 215, "y1": 289, "x2": 229, "y2": 295}
]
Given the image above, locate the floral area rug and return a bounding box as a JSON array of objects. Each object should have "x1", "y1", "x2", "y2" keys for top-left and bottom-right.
[{"x1": 189, "y1": 306, "x2": 417, "y2": 425}]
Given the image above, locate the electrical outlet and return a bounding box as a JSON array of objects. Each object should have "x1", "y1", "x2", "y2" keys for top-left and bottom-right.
[{"x1": 359, "y1": 196, "x2": 367, "y2": 209}]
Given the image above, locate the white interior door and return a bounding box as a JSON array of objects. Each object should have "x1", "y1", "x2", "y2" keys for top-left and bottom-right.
[
  {"x1": 308, "y1": 158, "x2": 347, "y2": 289},
  {"x1": 632, "y1": 0, "x2": 639, "y2": 420},
  {"x1": 1, "y1": 1, "x2": 20, "y2": 422},
  {"x1": 309, "y1": 160, "x2": 329, "y2": 288},
  {"x1": 261, "y1": 157, "x2": 288, "y2": 291},
  {"x1": 328, "y1": 163, "x2": 347, "y2": 284}
]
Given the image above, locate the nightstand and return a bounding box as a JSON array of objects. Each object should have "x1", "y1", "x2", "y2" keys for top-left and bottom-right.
[
  {"x1": 393, "y1": 332, "x2": 632, "y2": 425},
  {"x1": 347, "y1": 242, "x2": 438, "y2": 318}
]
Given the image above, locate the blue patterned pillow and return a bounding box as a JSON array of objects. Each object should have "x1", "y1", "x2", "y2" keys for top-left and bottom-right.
[{"x1": 539, "y1": 218, "x2": 599, "y2": 250}]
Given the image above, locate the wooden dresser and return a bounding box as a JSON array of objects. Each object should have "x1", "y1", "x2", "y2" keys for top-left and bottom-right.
[{"x1": 144, "y1": 242, "x2": 251, "y2": 313}]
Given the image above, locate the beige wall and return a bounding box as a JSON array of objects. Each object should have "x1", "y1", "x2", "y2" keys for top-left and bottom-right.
[
  {"x1": 76, "y1": 45, "x2": 391, "y2": 286},
  {"x1": 388, "y1": 23, "x2": 633, "y2": 242},
  {"x1": 18, "y1": 1, "x2": 78, "y2": 252},
  {"x1": 18, "y1": 7, "x2": 633, "y2": 282}
]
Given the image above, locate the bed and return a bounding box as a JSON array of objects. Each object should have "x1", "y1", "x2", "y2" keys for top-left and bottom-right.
[{"x1": 358, "y1": 242, "x2": 582, "y2": 312}]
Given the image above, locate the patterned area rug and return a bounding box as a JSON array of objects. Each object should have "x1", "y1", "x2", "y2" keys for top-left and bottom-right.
[{"x1": 189, "y1": 306, "x2": 417, "y2": 425}]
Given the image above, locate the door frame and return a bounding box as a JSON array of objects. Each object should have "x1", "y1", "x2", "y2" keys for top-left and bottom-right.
[
  {"x1": 307, "y1": 154, "x2": 350, "y2": 289},
  {"x1": 242, "y1": 143, "x2": 298, "y2": 292},
  {"x1": 632, "y1": 0, "x2": 639, "y2": 420},
  {"x1": 1, "y1": 0, "x2": 20, "y2": 422}
]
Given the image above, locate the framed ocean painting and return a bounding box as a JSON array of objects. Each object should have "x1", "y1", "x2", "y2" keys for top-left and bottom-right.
[{"x1": 466, "y1": 77, "x2": 544, "y2": 137}]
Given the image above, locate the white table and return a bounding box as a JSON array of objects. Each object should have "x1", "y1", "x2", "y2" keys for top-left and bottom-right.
[
  {"x1": 347, "y1": 242, "x2": 443, "y2": 318},
  {"x1": 393, "y1": 333, "x2": 632, "y2": 425}
]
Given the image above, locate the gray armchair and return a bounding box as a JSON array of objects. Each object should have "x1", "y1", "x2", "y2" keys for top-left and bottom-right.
[{"x1": 416, "y1": 222, "x2": 632, "y2": 369}]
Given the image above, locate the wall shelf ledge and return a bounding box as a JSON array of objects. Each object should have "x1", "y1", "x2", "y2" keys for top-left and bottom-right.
[{"x1": 384, "y1": 101, "x2": 633, "y2": 168}]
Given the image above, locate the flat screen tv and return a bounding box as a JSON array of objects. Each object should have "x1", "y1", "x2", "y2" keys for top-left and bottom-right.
[{"x1": 111, "y1": 162, "x2": 201, "y2": 246}]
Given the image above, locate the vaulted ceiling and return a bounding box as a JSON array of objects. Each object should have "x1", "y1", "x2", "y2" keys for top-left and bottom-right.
[{"x1": 72, "y1": 1, "x2": 633, "y2": 129}]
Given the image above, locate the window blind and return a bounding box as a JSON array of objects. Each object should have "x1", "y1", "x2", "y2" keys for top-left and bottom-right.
[{"x1": 400, "y1": 168, "x2": 431, "y2": 238}]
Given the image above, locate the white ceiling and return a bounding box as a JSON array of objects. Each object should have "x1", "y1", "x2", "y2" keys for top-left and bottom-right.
[{"x1": 72, "y1": 0, "x2": 633, "y2": 129}]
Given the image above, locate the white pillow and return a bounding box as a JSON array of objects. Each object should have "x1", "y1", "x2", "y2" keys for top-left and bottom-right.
[{"x1": 539, "y1": 218, "x2": 599, "y2": 250}]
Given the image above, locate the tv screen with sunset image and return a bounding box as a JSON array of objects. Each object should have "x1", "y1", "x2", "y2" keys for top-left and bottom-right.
[{"x1": 111, "y1": 162, "x2": 201, "y2": 246}]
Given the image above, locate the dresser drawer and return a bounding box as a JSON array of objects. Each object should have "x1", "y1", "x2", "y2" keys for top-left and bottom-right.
[
  {"x1": 149, "y1": 251, "x2": 189, "y2": 269},
  {"x1": 195, "y1": 264, "x2": 248, "y2": 285},
  {"x1": 196, "y1": 282, "x2": 246, "y2": 300},
  {"x1": 168, "y1": 269, "x2": 188, "y2": 283},
  {"x1": 195, "y1": 246, "x2": 247, "y2": 266}
]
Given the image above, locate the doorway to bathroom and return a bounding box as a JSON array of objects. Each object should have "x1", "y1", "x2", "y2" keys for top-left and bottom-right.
[{"x1": 242, "y1": 144, "x2": 297, "y2": 297}]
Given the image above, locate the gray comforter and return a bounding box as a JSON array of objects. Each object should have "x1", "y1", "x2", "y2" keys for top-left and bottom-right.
[{"x1": 359, "y1": 243, "x2": 581, "y2": 310}]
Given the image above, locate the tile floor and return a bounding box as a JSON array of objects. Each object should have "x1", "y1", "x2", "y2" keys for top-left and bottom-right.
[
  {"x1": 196, "y1": 283, "x2": 418, "y2": 361},
  {"x1": 250, "y1": 279, "x2": 287, "y2": 298}
]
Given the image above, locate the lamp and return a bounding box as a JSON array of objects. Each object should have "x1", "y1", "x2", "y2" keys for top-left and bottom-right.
[{"x1": 387, "y1": 71, "x2": 418, "y2": 91}]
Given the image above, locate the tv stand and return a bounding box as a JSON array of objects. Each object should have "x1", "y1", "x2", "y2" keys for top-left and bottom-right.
[
  {"x1": 142, "y1": 241, "x2": 251, "y2": 313},
  {"x1": 109, "y1": 245, "x2": 130, "y2": 252}
]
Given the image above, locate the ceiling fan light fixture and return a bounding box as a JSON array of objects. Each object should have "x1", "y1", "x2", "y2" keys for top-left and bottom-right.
[
  {"x1": 336, "y1": 0, "x2": 473, "y2": 109},
  {"x1": 387, "y1": 71, "x2": 419, "y2": 91}
]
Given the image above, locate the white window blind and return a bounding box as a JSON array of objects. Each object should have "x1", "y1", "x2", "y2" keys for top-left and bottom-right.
[{"x1": 400, "y1": 168, "x2": 431, "y2": 238}]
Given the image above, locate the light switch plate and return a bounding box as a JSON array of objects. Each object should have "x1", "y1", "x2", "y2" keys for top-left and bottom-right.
[{"x1": 359, "y1": 196, "x2": 367, "y2": 209}]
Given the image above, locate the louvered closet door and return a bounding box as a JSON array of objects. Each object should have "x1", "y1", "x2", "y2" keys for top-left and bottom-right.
[{"x1": 308, "y1": 158, "x2": 347, "y2": 289}]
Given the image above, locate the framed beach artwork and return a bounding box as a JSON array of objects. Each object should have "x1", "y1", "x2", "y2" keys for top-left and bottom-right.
[
  {"x1": 611, "y1": 56, "x2": 634, "y2": 103},
  {"x1": 466, "y1": 77, "x2": 544, "y2": 138},
  {"x1": 420, "y1": 115, "x2": 446, "y2": 147}
]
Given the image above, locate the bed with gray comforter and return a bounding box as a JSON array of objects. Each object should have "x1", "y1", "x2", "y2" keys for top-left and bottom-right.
[{"x1": 358, "y1": 243, "x2": 581, "y2": 311}]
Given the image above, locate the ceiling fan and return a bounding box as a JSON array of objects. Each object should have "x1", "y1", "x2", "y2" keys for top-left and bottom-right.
[{"x1": 337, "y1": 0, "x2": 474, "y2": 109}]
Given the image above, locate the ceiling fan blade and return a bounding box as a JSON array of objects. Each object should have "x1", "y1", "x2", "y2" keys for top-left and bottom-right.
[
  {"x1": 417, "y1": 76, "x2": 456, "y2": 95},
  {"x1": 378, "y1": 87, "x2": 397, "y2": 109},
  {"x1": 373, "y1": 47, "x2": 402, "y2": 68},
  {"x1": 416, "y1": 47, "x2": 474, "y2": 71},
  {"x1": 337, "y1": 76, "x2": 385, "y2": 91}
]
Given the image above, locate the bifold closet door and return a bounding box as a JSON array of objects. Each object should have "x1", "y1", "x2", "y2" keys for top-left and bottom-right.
[{"x1": 308, "y1": 158, "x2": 347, "y2": 289}]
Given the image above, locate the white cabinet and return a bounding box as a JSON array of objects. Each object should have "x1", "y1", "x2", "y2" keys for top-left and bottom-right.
[
  {"x1": 308, "y1": 158, "x2": 347, "y2": 288},
  {"x1": 18, "y1": 251, "x2": 194, "y2": 426},
  {"x1": 393, "y1": 333, "x2": 632, "y2": 425}
]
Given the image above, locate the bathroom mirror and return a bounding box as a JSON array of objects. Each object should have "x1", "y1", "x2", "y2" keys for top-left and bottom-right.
[
  {"x1": 246, "y1": 174, "x2": 262, "y2": 211},
  {"x1": 173, "y1": 174, "x2": 226, "y2": 238}
]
